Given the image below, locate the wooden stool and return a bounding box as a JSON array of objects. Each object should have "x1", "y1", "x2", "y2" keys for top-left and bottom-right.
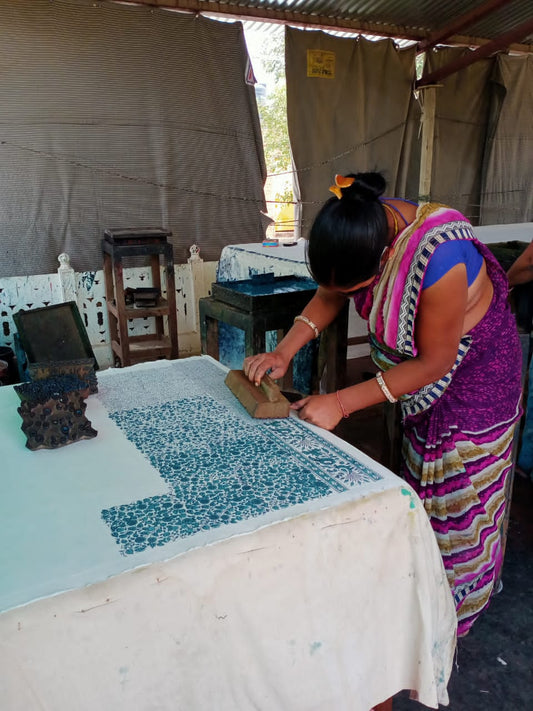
[
  {"x1": 102, "y1": 229, "x2": 179, "y2": 367},
  {"x1": 199, "y1": 274, "x2": 348, "y2": 394}
]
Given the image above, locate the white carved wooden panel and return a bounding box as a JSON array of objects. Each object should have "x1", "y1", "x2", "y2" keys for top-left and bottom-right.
[
  {"x1": 0, "y1": 274, "x2": 63, "y2": 351},
  {"x1": 0, "y1": 257, "x2": 217, "y2": 370}
]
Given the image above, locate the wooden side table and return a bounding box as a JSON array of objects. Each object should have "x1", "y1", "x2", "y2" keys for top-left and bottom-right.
[{"x1": 102, "y1": 229, "x2": 179, "y2": 367}]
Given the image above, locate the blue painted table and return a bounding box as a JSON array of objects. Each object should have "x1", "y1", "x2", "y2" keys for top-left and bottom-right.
[{"x1": 214, "y1": 241, "x2": 349, "y2": 394}]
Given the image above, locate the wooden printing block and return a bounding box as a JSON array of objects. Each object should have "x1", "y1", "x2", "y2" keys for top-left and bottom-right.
[
  {"x1": 27, "y1": 358, "x2": 98, "y2": 394},
  {"x1": 14, "y1": 375, "x2": 97, "y2": 450},
  {"x1": 224, "y1": 369, "x2": 290, "y2": 419}
]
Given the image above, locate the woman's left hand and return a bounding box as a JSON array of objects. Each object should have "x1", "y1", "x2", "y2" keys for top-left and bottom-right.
[{"x1": 290, "y1": 393, "x2": 343, "y2": 431}]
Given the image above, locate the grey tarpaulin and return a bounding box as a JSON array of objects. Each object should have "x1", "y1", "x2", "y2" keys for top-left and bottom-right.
[
  {"x1": 423, "y1": 47, "x2": 494, "y2": 224},
  {"x1": 285, "y1": 29, "x2": 532, "y2": 232},
  {"x1": 285, "y1": 27, "x2": 417, "y2": 235},
  {"x1": 0, "y1": 0, "x2": 267, "y2": 278},
  {"x1": 481, "y1": 54, "x2": 533, "y2": 225}
]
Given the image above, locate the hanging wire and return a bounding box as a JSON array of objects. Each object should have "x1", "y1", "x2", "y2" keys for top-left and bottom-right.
[{"x1": 1, "y1": 129, "x2": 526, "y2": 216}]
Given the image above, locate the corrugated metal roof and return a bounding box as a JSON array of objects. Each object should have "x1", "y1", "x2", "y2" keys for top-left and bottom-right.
[{"x1": 146, "y1": 0, "x2": 533, "y2": 52}]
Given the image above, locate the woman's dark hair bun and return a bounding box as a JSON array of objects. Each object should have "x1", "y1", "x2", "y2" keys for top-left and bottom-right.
[{"x1": 342, "y1": 172, "x2": 386, "y2": 201}]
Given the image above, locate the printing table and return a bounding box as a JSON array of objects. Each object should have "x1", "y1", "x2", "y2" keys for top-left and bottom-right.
[{"x1": 0, "y1": 356, "x2": 456, "y2": 710}]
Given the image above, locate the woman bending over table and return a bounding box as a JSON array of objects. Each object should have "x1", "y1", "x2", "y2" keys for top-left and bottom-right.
[{"x1": 244, "y1": 172, "x2": 523, "y2": 637}]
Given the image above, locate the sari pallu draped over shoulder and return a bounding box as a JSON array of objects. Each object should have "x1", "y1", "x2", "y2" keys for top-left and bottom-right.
[{"x1": 354, "y1": 204, "x2": 523, "y2": 636}]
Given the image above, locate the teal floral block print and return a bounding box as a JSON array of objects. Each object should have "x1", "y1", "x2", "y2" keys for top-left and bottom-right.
[{"x1": 101, "y1": 394, "x2": 382, "y2": 555}]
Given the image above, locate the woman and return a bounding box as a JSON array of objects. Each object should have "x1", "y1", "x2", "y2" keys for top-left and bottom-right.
[{"x1": 244, "y1": 172, "x2": 523, "y2": 636}]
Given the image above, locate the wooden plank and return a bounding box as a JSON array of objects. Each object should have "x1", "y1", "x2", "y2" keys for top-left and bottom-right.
[{"x1": 418, "y1": 85, "x2": 437, "y2": 204}]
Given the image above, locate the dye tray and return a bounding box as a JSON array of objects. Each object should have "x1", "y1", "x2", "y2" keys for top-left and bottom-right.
[{"x1": 211, "y1": 274, "x2": 317, "y2": 313}]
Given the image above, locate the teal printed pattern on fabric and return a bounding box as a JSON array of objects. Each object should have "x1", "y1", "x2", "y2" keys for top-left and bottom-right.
[
  {"x1": 262, "y1": 417, "x2": 382, "y2": 489},
  {"x1": 101, "y1": 396, "x2": 381, "y2": 555}
]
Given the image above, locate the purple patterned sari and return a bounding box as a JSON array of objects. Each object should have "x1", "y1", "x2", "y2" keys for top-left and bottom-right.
[{"x1": 354, "y1": 204, "x2": 522, "y2": 636}]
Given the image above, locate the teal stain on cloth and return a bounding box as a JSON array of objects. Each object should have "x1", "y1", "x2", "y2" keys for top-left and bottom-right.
[{"x1": 401, "y1": 487, "x2": 417, "y2": 509}]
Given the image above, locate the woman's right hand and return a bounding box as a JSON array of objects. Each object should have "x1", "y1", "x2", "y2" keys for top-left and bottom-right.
[{"x1": 243, "y1": 351, "x2": 290, "y2": 386}]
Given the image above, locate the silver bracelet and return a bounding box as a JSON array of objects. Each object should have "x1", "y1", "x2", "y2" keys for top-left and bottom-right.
[
  {"x1": 294, "y1": 315, "x2": 319, "y2": 338},
  {"x1": 376, "y1": 371, "x2": 398, "y2": 403}
]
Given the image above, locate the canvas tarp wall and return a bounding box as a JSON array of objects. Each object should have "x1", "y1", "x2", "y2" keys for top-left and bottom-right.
[
  {"x1": 480, "y1": 54, "x2": 533, "y2": 225},
  {"x1": 286, "y1": 29, "x2": 532, "y2": 232},
  {"x1": 285, "y1": 27, "x2": 417, "y2": 235},
  {"x1": 0, "y1": 0, "x2": 267, "y2": 278},
  {"x1": 423, "y1": 47, "x2": 494, "y2": 224}
]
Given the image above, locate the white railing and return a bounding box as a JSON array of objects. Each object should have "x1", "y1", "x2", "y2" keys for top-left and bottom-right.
[{"x1": 0, "y1": 246, "x2": 218, "y2": 369}]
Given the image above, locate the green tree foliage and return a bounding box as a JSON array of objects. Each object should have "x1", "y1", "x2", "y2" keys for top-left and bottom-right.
[
  {"x1": 258, "y1": 83, "x2": 292, "y2": 176},
  {"x1": 259, "y1": 31, "x2": 285, "y2": 82},
  {"x1": 254, "y1": 32, "x2": 292, "y2": 178}
]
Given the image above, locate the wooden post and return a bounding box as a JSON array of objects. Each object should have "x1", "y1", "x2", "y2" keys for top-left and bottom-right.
[{"x1": 418, "y1": 85, "x2": 438, "y2": 205}]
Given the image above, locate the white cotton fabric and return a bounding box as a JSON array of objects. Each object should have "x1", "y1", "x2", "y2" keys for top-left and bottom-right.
[{"x1": 0, "y1": 357, "x2": 456, "y2": 709}]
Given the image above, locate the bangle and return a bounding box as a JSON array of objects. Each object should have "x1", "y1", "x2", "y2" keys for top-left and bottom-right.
[
  {"x1": 294, "y1": 314, "x2": 319, "y2": 338},
  {"x1": 336, "y1": 390, "x2": 349, "y2": 418},
  {"x1": 376, "y1": 371, "x2": 398, "y2": 403}
]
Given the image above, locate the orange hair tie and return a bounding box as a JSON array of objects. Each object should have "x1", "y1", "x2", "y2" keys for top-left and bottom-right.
[{"x1": 328, "y1": 174, "x2": 355, "y2": 200}]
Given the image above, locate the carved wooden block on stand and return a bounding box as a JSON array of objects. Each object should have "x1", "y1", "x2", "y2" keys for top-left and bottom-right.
[{"x1": 15, "y1": 375, "x2": 97, "y2": 451}]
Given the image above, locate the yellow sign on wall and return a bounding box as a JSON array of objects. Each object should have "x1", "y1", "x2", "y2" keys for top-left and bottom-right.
[{"x1": 307, "y1": 50, "x2": 335, "y2": 79}]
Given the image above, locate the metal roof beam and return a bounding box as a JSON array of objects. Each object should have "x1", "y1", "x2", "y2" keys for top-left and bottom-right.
[
  {"x1": 417, "y1": 16, "x2": 533, "y2": 87},
  {"x1": 119, "y1": 0, "x2": 420, "y2": 39},
  {"x1": 114, "y1": 1, "x2": 533, "y2": 54},
  {"x1": 417, "y1": 0, "x2": 512, "y2": 52}
]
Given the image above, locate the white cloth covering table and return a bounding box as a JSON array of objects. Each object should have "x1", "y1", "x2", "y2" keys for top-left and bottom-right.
[
  {"x1": 216, "y1": 224, "x2": 533, "y2": 283},
  {"x1": 217, "y1": 239, "x2": 310, "y2": 282},
  {"x1": 0, "y1": 356, "x2": 456, "y2": 710}
]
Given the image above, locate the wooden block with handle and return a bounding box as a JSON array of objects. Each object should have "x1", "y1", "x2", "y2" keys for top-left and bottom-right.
[{"x1": 224, "y1": 370, "x2": 290, "y2": 418}]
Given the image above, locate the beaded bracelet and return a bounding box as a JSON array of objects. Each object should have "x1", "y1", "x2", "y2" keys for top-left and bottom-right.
[
  {"x1": 336, "y1": 390, "x2": 349, "y2": 419},
  {"x1": 376, "y1": 371, "x2": 398, "y2": 403},
  {"x1": 294, "y1": 314, "x2": 319, "y2": 338}
]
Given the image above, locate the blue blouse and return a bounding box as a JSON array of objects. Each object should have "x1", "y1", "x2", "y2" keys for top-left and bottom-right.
[{"x1": 423, "y1": 240, "x2": 483, "y2": 289}]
